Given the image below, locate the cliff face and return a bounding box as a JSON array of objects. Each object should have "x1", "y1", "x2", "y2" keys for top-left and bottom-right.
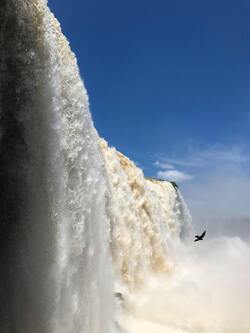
[{"x1": 99, "y1": 139, "x2": 192, "y2": 289}]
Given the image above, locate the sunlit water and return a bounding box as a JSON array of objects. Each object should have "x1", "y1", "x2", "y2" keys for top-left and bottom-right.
[{"x1": 0, "y1": 1, "x2": 249, "y2": 333}]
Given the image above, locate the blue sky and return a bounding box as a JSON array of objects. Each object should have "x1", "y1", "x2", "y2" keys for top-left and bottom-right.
[{"x1": 48, "y1": 0, "x2": 250, "y2": 229}]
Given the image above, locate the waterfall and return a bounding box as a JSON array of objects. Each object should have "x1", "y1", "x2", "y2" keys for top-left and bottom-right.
[
  {"x1": 0, "y1": 1, "x2": 116, "y2": 332},
  {"x1": 100, "y1": 139, "x2": 191, "y2": 291},
  {"x1": 0, "y1": 1, "x2": 193, "y2": 333},
  {"x1": 99, "y1": 140, "x2": 193, "y2": 332}
]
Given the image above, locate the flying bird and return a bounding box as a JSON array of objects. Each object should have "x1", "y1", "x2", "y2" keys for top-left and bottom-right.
[{"x1": 194, "y1": 230, "x2": 206, "y2": 242}]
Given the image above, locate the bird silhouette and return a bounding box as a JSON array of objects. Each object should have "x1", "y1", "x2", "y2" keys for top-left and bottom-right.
[{"x1": 194, "y1": 230, "x2": 206, "y2": 242}]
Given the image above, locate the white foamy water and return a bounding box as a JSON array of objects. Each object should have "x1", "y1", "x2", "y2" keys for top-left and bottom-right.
[
  {"x1": 1, "y1": 1, "x2": 249, "y2": 333},
  {"x1": 100, "y1": 139, "x2": 192, "y2": 290},
  {"x1": 0, "y1": 1, "x2": 115, "y2": 332}
]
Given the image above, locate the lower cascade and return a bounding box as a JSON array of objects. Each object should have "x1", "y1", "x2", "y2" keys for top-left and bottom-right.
[{"x1": 2, "y1": 1, "x2": 249, "y2": 333}]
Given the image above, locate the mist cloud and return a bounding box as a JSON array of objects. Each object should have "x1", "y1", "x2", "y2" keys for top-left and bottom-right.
[
  {"x1": 122, "y1": 237, "x2": 250, "y2": 333},
  {"x1": 157, "y1": 169, "x2": 194, "y2": 182}
]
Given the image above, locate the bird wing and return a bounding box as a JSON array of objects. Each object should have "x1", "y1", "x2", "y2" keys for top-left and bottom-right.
[{"x1": 201, "y1": 230, "x2": 206, "y2": 238}]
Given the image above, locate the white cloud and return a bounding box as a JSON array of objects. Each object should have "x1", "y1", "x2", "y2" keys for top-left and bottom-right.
[
  {"x1": 156, "y1": 144, "x2": 250, "y2": 169},
  {"x1": 201, "y1": 145, "x2": 249, "y2": 163},
  {"x1": 154, "y1": 160, "x2": 175, "y2": 169},
  {"x1": 157, "y1": 169, "x2": 193, "y2": 182}
]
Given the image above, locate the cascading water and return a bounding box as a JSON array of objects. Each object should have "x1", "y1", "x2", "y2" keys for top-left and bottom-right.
[
  {"x1": 0, "y1": 1, "x2": 116, "y2": 332},
  {"x1": 99, "y1": 140, "x2": 193, "y2": 332},
  {"x1": 100, "y1": 139, "x2": 192, "y2": 291}
]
